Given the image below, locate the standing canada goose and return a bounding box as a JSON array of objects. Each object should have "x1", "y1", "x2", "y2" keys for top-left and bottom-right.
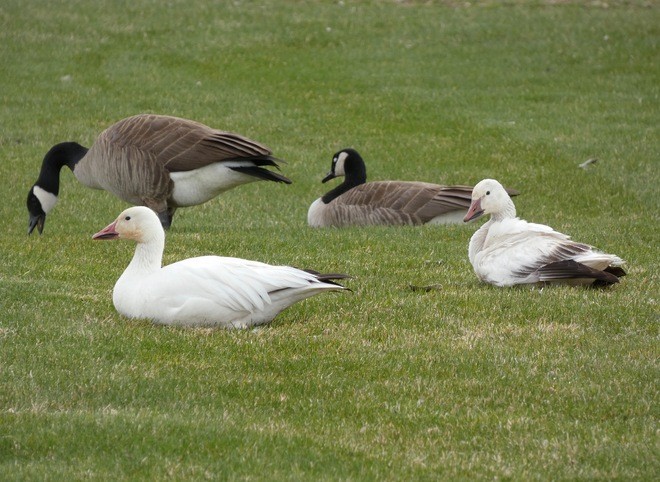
[
  {"x1": 307, "y1": 149, "x2": 518, "y2": 227},
  {"x1": 92, "y1": 206, "x2": 349, "y2": 328},
  {"x1": 27, "y1": 114, "x2": 292, "y2": 234},
  {"x1": 463, "y1": 179, "x2": 626, "y2": 287}
]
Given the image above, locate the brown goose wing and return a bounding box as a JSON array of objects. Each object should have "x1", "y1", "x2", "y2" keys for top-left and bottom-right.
[
  {"x1": 100, "y1": 114, "x2": 274, "y2": 172},
  {"x1": 415, "y1": 184, "x2": 519, "y2": 220},
  {"x1": 415, "y1": 185, "x2": 474, "y2": 220},
  {"x1": 336, "y1": 181, "x2": 474, "y2": 224}
]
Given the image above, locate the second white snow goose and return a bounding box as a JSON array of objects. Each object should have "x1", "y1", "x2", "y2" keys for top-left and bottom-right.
[
  {"x1": 27, "y1": 114, "x2": 292, "y2": 234},
  {"x1": 463, "y1": 179, "x2": 626, "y2": 287},
  {"x1": 92, "y1": 206, "x2": 349, "y2": 328},
  {"x1": 308, "y1": 148, "x2": 518, "y2": 227}
]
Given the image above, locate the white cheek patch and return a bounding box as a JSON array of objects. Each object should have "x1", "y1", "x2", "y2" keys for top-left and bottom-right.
[
  {"x1": 334, "y1": 151, "x2": 349, "y2": 177},
  {"x1": 33, "y1": 185, "x2": 58, "y2": 214}
]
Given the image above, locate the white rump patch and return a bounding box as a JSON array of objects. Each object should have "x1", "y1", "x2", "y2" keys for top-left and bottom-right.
[
  {"x1": 170, "y1": 162, "x2": 259, "y2": 206},
  {"x1": 307, "y1": 198, "x2": 325, "y2": 227},
  {"x1": 33, "y1": 185, "x2": 58, "y2": 213}
]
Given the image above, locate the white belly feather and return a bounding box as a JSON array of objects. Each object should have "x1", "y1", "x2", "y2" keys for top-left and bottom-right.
[
  {"x1": 169, "y1": 162, "x2": 260, "y2": 207},
  {"x1": 426, "y1": 210, "x2": 468, "y2": 225}
]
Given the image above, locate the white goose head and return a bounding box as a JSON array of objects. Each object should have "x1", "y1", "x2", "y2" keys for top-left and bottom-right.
[
  {"x1": 92, "y1": 206, "x2": 165, "y2": 244},
  {"x1": 464, "y1": 178, "x2": 516, "y2": 222}
]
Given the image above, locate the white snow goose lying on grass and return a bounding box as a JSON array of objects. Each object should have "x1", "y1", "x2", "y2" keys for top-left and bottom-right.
[
  {"x1": 463, "y1": 179, "x2": 625, "y2": 287},
  {"x1": 93, "y1": 206, "x2": 348, "y2": 328},
  {"x1": 27, "y1": 114, "x2": 291, "y2": 234},
  {"x1": 308, "y1": 148, "x2": 518, "y2": 227}
]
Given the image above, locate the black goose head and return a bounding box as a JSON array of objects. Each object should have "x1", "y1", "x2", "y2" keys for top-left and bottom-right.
[
  {"x1": 320, "y1": 149, "x2": 369, "y2": 205},
  {"x1": 27, "y1": 142, "x2": 88, "y2": 235},
  {"x1": 27, "y1": 187, "x2": 48, "y2": 235},
  {"x1": 321, "y1": 148, "x2": 367, "y2": 185}
]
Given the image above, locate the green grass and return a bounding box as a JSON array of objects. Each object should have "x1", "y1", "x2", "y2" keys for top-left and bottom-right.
[{"x1": 1, "y1": 0, "x2": 658, "y2": 479}]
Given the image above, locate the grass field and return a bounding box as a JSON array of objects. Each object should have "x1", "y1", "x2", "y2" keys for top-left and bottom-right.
[{"x1": 1, "y1": 0, "x2": 658, "y2": 479}]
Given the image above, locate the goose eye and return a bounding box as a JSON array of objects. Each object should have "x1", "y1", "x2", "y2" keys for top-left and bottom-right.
[
  {"x1": 125, "y1": 216, "x2": 131, "y2": 221},
  {"x1": 486, "y1": 191, "x2": 490, "y2": 195}
]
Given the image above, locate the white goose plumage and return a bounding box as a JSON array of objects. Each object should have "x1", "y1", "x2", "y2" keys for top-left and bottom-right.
[
  {"x1": 93, "y1": 206, "x2": 348, "y2": 328},
  {"x1": 463, "y1": 179, "x2": 626, "y2": 287}
]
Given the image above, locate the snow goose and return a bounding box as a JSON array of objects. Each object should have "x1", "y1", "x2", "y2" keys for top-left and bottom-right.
[
  {"x1": 308, "y1": 148, "x2": 518, "y2": 227},
  {"x1": 463, "y1": 179, "x2": 626, "y2": 287},
  {"x1": 27, "y1": 114, "x2": 292, "y2": 234},
  {"x1": 92, "y1": 206, "x2": 348, "y2": 328}
]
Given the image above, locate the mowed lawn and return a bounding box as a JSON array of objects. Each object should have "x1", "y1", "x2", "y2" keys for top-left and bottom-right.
[{"x1": 1, "y1": 0, "x2": 658, "y2": 479}]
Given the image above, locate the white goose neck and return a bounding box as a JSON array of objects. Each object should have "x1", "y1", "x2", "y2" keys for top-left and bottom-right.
[
  {"x1": 126, "y1": 233, "x2": 164, "y2": 275},
  {"x1": 468, "y1": 219, "x2": 491, "y2": 264},
  {"x1": 491, "y1": 198, "x2": 516, "y2": 222}
]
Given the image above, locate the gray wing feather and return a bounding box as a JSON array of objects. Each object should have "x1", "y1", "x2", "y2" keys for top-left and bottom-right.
[{"x1": 514, "y1": 240, "x2": 621, "y2": 285}]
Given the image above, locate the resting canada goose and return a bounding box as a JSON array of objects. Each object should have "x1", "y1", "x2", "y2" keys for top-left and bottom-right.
[
  {"x1": 307, "y1": 148, "x2": 517, "y2": 227},
  {"x1": 27, "y1": 114, "x2": 292, "y2": 234},
  {"x1": 93, "y1": 206, "x2": 349, "y2": 328},
  {"x1": 464, "y1": 179, "x2": 626, "y2": 287}
]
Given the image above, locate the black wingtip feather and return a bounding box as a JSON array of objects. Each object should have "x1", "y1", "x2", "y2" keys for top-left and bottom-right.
[
  {"x1": 538, "y1": 260, "x2": 622, "y2": 286},
  {"x1": 229, "y1": 165, "x2": 293, "y2": 184},
  {"x1": 604, "y1": 266, "x2": 627, "y2": 278},
  {"x1": 240, "y1": 155, "x2": 288, "y2": 168},
  {"x1": 302, "y1": 270, "x2": 352, "y2": 288}
]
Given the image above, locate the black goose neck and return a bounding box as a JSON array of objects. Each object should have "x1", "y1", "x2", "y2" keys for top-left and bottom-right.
[
  {"x1": 345, "y1": 151, "x2": 367, "y2": 185},
  {"x1": 36, "y1": 142, "x2": 88, "y2": 194},
  {"x1": 321, "y1": 152, "x2": 368, "y2": 204}
]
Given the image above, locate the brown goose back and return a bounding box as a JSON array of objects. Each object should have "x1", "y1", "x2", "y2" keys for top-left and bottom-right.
[
  {"x1": 95, "y1": 114, "x2": 272, "y2": 171},
  {"x1": 72, "y1": 113, "x2": 283, "y2": 215},
  {"x1": 318, "y1": 181, "x2": 475, "y2": 227}
]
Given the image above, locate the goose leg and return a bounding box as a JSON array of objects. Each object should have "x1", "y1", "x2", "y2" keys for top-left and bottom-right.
[{"x1": 167, "y1": 206, "x2": 177, "y2": 228}]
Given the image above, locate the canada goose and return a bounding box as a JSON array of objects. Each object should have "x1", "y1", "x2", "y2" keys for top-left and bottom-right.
[
  {"x1": 27, "y1": 114, "x2": 292, "y2": 234},
  {"x1": 307, "y1": 148, "x2": 517, "y2": 227},
  {"x1": 464, "y1": 179, "x2": 626, "y2": 287},
  {"x1": 92, "y1": 206, "x2": 349, "y2": 328}
]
